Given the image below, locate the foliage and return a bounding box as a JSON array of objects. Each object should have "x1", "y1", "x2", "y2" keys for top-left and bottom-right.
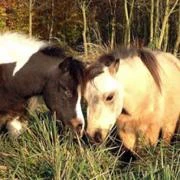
[
  {"x1": 0, "y1": 0, "x2": 179, "y2": 55},
  {"x1": 0, "y1": 112, "x2": 179, "y2": 179}
]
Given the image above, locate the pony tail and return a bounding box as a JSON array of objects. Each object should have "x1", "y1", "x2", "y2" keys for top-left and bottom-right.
[{"x1": 138, "y1": 49, "x2": 162, "y2": 92}]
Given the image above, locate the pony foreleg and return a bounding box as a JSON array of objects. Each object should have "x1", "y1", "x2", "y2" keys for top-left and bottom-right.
[
  {"x1": 119, "y1": 130, "x2": 136, "y2": 151},
  {"x1": 6, "y1": 116, "x2": 22, "y2": 136},
  {"x1": 117, "y1": 115, "x2": 137, "y2": 150},
  {"x1": 27, "y1": 96, "x2": 40, "y2": 112},
  {"x1": 6, "y1": 115, "x2": 28, "y2": 137},
  {"x1": 162, "y1": 117, "x2": 179, "y2": 144},
  {"x1": 143, "y1": 122, "x2": 161, "y2": 146}
]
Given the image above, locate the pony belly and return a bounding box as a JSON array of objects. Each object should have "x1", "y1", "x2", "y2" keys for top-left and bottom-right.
[
  {"x1": 117, "y1": 107, "x2": 179, "y2": 151},
  {"x1": 117, "y1": 95, "x2": 180, "y2": 151}
]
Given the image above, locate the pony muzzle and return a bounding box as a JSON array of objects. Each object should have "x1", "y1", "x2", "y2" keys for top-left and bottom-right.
[
  {"x1": 86, "y1": 129, "x2": 107, "y2": 144},
  {"x1": 69, "y1": 118, "x2": 84, "y2": 137}
]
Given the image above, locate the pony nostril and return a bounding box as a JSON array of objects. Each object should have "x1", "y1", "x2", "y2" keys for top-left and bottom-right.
[
  {"x1": 69, "y1": 118, "x2": 84, "y2": 136},
  {"x1": 94, "y1": 131, "x2": 102, "y2": 143},
  {"x1": 76, "y1": 123, "x2": 83, "y2": 133}
]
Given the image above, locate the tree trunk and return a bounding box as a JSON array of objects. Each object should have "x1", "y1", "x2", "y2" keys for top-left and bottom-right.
[
  {"x1": 124, "y1": 0, "x2": 134, "y2": 47},
  {"x1": 157, "y1": 0, "x2": 179, "y2": 49},
  {"x1": 29, "y1": 0, "x2": 32, "y2": 38},
  {"x1": 163, "y1": 22, "x2": 169, "y2": 51},
  {"x1": 81, "y1": 1, "x2": 88, "y2": 57},
  {"x1": 173, "y1": 4, "x2": 180, "y2": 56},
  {"x1": 150, "y1": 0, "x2": 154, "y2": 44},
  {"x1": 109, "y1": 0, "x2": 117, "y2": 49},
  {"x1": 94, "y1": 21, "x2": 102, "y2": 45},
  {"x1": 49, "y1": 0, "x2": 54, "y2": 41},
  {"x1": 154, "y1": 0, "x2": 160, "y2": 48},
  {"x1": 124, "y1": 0, "x2": 129, "y2": 46},
  {"x1": 110, "y1": 16, "x2": 116, "y2": 49}
]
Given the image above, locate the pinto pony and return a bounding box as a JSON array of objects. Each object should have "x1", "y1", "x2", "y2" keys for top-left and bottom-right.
[
  {"x1": 0, "y1": 32, "x2": 85, "y2": 136},
  {"x1": 84, "y1": 48, "x2": 180, "y2": 151}
]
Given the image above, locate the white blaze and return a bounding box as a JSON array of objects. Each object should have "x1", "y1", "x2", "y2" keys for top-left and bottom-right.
[
  {"x1": 93, "y1": 67, "x2": 119, "y2": 93},
  {"x1": 75, "y1": 85, "x2": 85, "y2": 132}
]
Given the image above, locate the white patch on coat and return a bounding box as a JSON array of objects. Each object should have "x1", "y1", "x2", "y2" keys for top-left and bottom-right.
[
  {"x1": 75, "y1": 85, "x2": 85, "y2": 132},
  {"x1": 0, "y1": 32, "x2": 46, "y2": 75},
  {"x1": 6, "y1": 117, "x2": 22, "y2": 136}
]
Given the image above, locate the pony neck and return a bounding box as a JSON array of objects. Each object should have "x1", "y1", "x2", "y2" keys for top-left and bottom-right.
[{"x1": 10, "y1": 52, "x2": 61, "y2": 98}]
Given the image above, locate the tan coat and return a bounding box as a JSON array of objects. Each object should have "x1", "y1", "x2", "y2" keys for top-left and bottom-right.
[
  {"x1": 116, "y1": 51, "x2": 180, "y2": 150},
  {"x1": 85, "y1": 49, "x2": 180, "y2": 151}
]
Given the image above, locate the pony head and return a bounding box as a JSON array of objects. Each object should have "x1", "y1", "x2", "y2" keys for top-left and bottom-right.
[
  {"x1": 84, "y1": 55, "x2": 124, "y2": 143},
  {"x1": 43, "y1": 56, "x2": 85, "y2": 136}
]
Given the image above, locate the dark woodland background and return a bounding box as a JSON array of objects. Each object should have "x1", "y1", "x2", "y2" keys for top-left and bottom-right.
[{"x1": 0, "y1": 0, "x2": 179, "y2": 57}]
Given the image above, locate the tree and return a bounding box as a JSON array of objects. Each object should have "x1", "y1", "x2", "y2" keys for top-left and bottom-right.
[
  {"x1": 173, "y1": 3, "x2": 180, "y2": 56},
  {"x1": 109, "y1": 0, "x2": 117, "y2": 49},
  {"x1": 29, "y1": 0, "x2": 33, "y2": 37},
  {"x1": 49, "y1": 0, "x2": 54, "y2": 41},
  {"x1": 78, "y1": 0, "x2": 91, "y2": 57},
  {"x1": 157, "y1": 0, "x2": 179, "y2": 49},
  {"x1": 124, "y1": 0, "x2": 135, "y2": 47}
]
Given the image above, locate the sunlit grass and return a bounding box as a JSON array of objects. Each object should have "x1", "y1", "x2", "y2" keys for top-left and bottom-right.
[{"x1": 0, "y1": 111, "x2": 179, "y2": 179}]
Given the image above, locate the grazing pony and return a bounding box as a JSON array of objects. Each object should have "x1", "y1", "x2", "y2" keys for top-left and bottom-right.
[
  {"x1": 84, "y1": 48, "x2": 180, "y2": 151},
  {"x1": 0, "y1": 32, "x2": 85, "y2": 136}
]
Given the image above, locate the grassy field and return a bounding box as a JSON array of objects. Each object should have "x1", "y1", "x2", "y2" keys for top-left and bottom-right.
[{"x1": 0, "y1": 110, "x2": 179, "y2": 180}]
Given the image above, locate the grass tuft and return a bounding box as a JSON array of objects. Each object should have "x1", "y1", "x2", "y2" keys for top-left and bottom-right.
[{"x1": 0, "y1": 112, "x2": 179, "y2": 179}]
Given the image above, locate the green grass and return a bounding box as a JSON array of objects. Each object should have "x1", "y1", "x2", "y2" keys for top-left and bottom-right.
[{"x1": 0, "y1": 112, "x2": 179, "y2": 180}]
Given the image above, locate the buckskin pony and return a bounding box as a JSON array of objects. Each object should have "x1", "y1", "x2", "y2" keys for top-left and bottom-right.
[
  {"x1": 0, "y1": 32, "x2": 85, "y2": 136},
  {"x1": 84, "y1": 48, "x2": 180, "y2": 151}
]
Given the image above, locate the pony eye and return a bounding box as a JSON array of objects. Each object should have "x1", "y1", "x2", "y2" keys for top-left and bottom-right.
[
  {"x1": 105, "y1": 93, "x2": 114, "y2": 102},
  {"x1": 58, "y1": 83, "x2": 72, "y2": 97},
  {"x1": 65, "y1": 90, "x2": 72, "y2": 97}
]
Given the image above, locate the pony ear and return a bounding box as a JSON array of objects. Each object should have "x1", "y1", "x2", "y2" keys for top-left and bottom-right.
[
  {"x1": 98, "y1": 54, "x2": 120, "y2": 74},
  {"x1": 58, "y1": 57, "x2": 72, "y2": 73},
  {"x1": 98, "y1": 55, "x2": 115, "y2": 66},
  {"x1": 108, "y1": 58, "x2": 119, "y2": 75}
]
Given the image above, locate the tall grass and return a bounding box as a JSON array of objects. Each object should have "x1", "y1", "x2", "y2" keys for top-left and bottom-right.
[
  {"x1": 0, "y1": 111, "x2": 179, "y2": 179},
  {"x1": 0, "y1": 44, "x2": 179, "y2": 179}
]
